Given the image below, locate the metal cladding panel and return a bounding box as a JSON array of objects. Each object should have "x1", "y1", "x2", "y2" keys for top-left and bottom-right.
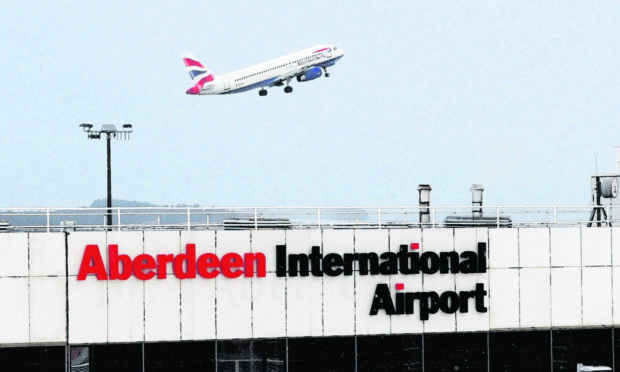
[
  {"x1": 389, "y1": 272, "x2": 424, "y2": 335},
  {"x1": 285, "y1": 229, "x2": 322, "y2": 253},
  {"x1": 252, "y1": 274, "x2": 286, "y2": 338},
  {"x1": 143, "y1": 231, "x2": 181, "y2": 342},
  {"x1": 68, "y1": 275, "x2": 108, "y2": 343},
  {"x1": 30, "y1": 276, "x2": 66, "y2": 343},
  {"x1": 551, "y1": 267, "x2": 582, "y2": 327},
  {"x1": 355, "y1": 229, "x2": 391, "y2": 335},
  {"x1": 423, "y1": 273, "x2": 457, "y2": 333},
  {"x1": 323, "y1": 274, "x2": 355, "y2": 336},
  {"x1": 180, "y1": 279, "x2": 215, "y2": 340},
  {"x1": 612, "y1": 227, "x2": 620, "y2": 266},
  {"x1": 356, "y1": 274, "x2": 392, "y2": 335},
  {"x1": 582, "y1": 267, "x2": 612, "y2": 326},
  {"x1": 550, "y1": 227, "x2": 581, "y2": 267},
  {"x1": 454, "y1": 228, "x2": 487, "y2": 253},
  {"x1": 216, "y1": 276, "x2": 252, "y2": 339},
  {"x1": 421, "y1": 229, "x2": 456, "y2": 333},
  {"x1": 107, "y1": 231, "x2": 144, "y2": 343},
  {"x1": 0, "y1": 233, "x2": 28, "y2": 277},
  {"x1": 29, "y1": 233, "x2": 66, "y2": 277},
  {"x1": 489, "y1": 229, "x2": 518, "y2": 269},
  {"x1": 355, "y1": 229, "x2": 389, "y2": 253},
  {"x1": 388, "y1": 229, "x2": 422, "y2": 252},
  {"x1": 215, "y1": 230, "x2": 252, "y2": 340},
  {"x1": 285, "y1": 229, "x2": 322, "y2": 337},
  {"x1": 519, "y1": 228, "x2": 551, "y2": 268},
  {"x1": 422, "y1": 228, "x2": 453, "y2": 251},
  {"x1": 286, "y1": 275, "x2": 323, "y2": 337},
  {"x1": 0, "y1": 278, "x2": 29, "y2": 343},
  {"x1": 455, "y1": 272, "x2": 489, "y2": 332},
  {"x1": 454, "y1": 229, "x2": 489, "y2": 332},
  {"x1": 322, "y1": 230, "x2": 355, "y2": 336},
  {"x1": 386, "y1": 229, "x2": 424, "y2": 334},
  {"x1": 108, "y1": 278, "x2": 144, "y2": 342},
  {"x1": 180, "y1": 231, "x2": 216, "y2": 340},
  {"x1": 144, "y1": 278, "x2": 181, "y2": 342},
  {"x1": 582, "y1": 227, "x2": 612, "y2": 267},
  {"x1": 489, "y1": 268, "x2": 519, "y2": 329},
  {"x1": 613, "y1": 267, "x2": 620, "y2": 325},
  {"x1": 144, "y1": 231, "x2": 181, "y2": 263},
  {"x1": 216, "y1": 230, "x2": 250, "y2": 256},
  {"x1": 519, "y1": 268, "x2": 551, "y2": 328}
]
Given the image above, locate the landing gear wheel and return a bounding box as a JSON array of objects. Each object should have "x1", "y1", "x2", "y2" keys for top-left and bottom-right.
[
  {"x1": 284, "y1": 86, "x2": 293, "y2": 93},
  {"x1": 259, "y1": 89, "x2": 268, "y2": 96},
  {"x1": 325, "y1": 72, "x2": 331, "y2": 77}
]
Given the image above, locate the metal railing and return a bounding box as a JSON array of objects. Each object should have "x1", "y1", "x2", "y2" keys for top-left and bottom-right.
[{"x1": 0, "y1": 205, "x2": 616, "y2": 232}]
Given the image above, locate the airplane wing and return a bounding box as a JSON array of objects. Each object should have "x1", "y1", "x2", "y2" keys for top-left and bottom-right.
[
  {"x1": 268, "y1": 70, "x2": 300, "y2": 87},
  {"x1": 268, "y1": 65, "x2": 324, "y2": 87}
]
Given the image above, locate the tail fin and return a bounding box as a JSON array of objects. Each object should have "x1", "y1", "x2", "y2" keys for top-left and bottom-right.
[{"x1": 182, "y1": 53, "x2": 216, "y2": 95}]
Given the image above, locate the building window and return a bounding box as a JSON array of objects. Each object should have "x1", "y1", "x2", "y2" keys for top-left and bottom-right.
[
  {"x1": 0, "y1": 346, "x2": 65, "y2": 371},
  {"x1": 489, "y1": 330, "x2": 550, "y2": 372},
  {"x1": 144, "y1": 341, "x2": 215, "y2": 372},
  {"x1": 88, "y1": 344, "x2": 142, "y2": 372},
  {"x1": 357, "y1": 334, "x2": 422, "y2": 372},
  {"x1": 288, "y1": 336, "x2": 355, "y2": 372},
  {"x1": 217, "y1": 339, "x2": 285, "y2": 372},
  {"x1": 424, "y1": 332, "x2": 487, "y2": 371},
  {"x1": 552, "y1": 329, "x2": 613, "y2": 371}
]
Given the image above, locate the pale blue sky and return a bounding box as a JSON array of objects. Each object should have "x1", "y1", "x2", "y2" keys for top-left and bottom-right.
[{"x1": 0, "y1": 1, "x2": 618, "y2": 207}]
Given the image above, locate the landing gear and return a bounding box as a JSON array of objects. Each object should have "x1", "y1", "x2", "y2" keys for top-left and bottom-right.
[
  {"x1": 259, "y1": 89, "x2": 267, "y2": 96},
  {"x1": 323, "y1": 67, "x2": 330, "y2": 77},
  {"x1": 284, "y1": 86, "x2": 293, "y2": 93}
]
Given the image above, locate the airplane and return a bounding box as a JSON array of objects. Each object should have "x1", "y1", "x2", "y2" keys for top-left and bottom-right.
[{"x1": 182, "y1": 44, "x2": 344, "y2": 96}]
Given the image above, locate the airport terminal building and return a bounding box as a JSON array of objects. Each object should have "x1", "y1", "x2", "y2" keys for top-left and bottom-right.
[{"x1": 1, "y1": 196, "x2": 620, "y2": 371}]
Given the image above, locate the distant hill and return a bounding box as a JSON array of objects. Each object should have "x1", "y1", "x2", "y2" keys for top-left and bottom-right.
[
  {"x1": 89, "y1": 199, "x2": 202, "y2": 208},
  {"x1": 89, "y1": 199, "x2": 161, "y2": 208}
]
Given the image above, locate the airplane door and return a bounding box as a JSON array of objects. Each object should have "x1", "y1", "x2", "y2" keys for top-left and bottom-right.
[{"x1": 224, "y1": 78, "x2": 230, "y2": 91}]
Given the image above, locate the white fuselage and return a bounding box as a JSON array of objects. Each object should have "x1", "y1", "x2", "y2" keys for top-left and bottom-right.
[{"x1": 200, "y1": 44, "x2": 344, "y2": 95}]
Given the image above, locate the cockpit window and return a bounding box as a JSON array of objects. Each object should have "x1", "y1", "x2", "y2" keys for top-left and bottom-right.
[{"x1": 334, "y1": 47, "x2": 338, "y2": 50}]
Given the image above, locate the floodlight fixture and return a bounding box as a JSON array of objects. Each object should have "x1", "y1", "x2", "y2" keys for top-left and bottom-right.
[
  {"x1": 101, "y1": 124, "x2": 117, "y2": 133},
  {"x1": 79, "y1": 123, "x2": 94, "y2": 131}
]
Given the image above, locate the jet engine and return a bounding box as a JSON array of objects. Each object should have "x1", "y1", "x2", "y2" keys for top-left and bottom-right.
[{"x1": 296, "y1": 67, "x2": 323, "y2": 82}]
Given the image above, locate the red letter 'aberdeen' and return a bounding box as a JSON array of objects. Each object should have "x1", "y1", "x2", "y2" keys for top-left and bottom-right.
[
  {"x1": 109, "y1": 244, "x2": 132, "y2": 280},
  {"x1": 77, "y1": 243, "x2": 267, "y2": 281},
  {"x1": 77, "y1": 245, "x2": 108, "y2": 280}
]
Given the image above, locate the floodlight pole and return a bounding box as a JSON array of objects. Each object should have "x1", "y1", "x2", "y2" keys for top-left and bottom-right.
[
  {"x1": 106, "y1": 132, "x2": 112, "y2": 227},
  {"x1": 79, "y1": 123, "x2": 133, "y2": 228}
]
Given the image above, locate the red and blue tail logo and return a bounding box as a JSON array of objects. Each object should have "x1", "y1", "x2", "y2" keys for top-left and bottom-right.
[{"x1": 182, "y1": 53, "x2": 215, "y2": 95}]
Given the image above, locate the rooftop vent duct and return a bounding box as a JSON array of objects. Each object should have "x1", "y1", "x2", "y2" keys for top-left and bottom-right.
[
  {"x1": 417, "y1": 184, "x2": 432, "y2": 225},
  {"x1": 443, "y1": 184, "x2": 511, "y2": 227},
  {"x1": 223, "y1": 218, "x2": 291, "y2": 230},
  {"x1": 0, "y1": 219, "x2": 10, "y2": 232},
  {"x1": 471, "y1": 184, "x2": 484, "y2": 218}
]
